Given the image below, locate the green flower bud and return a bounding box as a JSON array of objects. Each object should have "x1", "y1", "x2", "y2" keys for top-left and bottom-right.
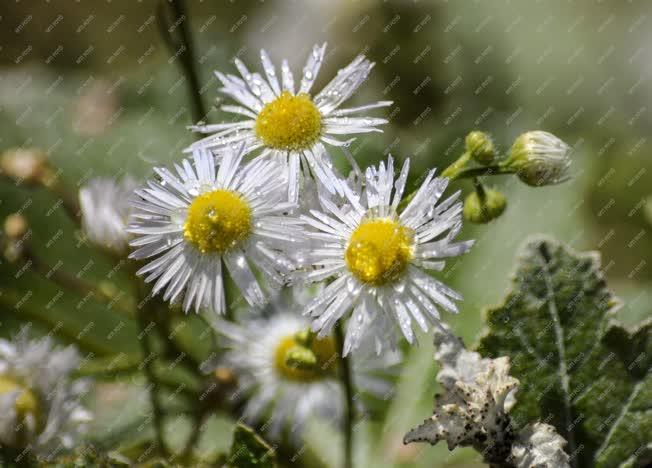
[
  {"x1": 294, "y1": 328, "x2": 316, "y2": 347},
  {"x1": 465, "y1": 131, "x2": 495, "y2": 165},
  {"x1": 504, "y1": 131, "x2": 571, "y2": 186},
  {"x1": 284, "y1": 345, "x2": 318, "y2": 371},
  {"x1": 274, "y1": 331, "x2": 337, "y2": 382},
  {"x1": 463, "y1": 188, "x2": 507, "y2": 224}
]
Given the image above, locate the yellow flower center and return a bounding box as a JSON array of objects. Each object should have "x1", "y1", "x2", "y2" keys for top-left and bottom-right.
[
  {"x1": 345, "y1": 218, "x2": 414, "y2": 285},
  {"x1": 0, "y1": 375, "x2": 39, "y2": 418},
  {"x1": 183, "y1": 189, "x2": 252, "y2": 253},
  {"x1": 255, "y1": 91, "x2": 322, "y2": 151},
  {"x1": 274, "y1": 329, "x2": 337, "y2": 382}
]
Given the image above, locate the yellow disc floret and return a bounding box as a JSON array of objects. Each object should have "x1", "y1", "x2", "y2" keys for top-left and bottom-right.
[
  {"x1": 274, "y1": 330, "x2": 337, "y2": 382},
  {"x1": 345, "y1": 218, "x2": 414, "y2": 285},
  {"x1": 0, "y1": 375, "x2": 39, "y2": 418},
  {"x1": 255, "y1": 91, "x2": 322, "y2": 151},
  {"x1": 184, "y1": 189, "x2": 252, "y2": 253}
]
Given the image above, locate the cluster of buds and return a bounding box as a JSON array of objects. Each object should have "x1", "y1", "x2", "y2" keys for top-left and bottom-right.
[{"x1": 447, "y1": 130, "x2": 572, "y2": 224}]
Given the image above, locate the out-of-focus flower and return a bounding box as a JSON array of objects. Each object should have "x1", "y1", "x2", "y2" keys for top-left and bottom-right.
[
  {"x1": 463, "y1": 187, "x2": 507, "y2": 224},
  {"x1": 186, "y1": 44, "x2": 392, "y2": 203},
  {"x1": 302, "y1": 156, "x2": 474, "y2": 355},
  {"x1": 0, "y1": 328, "x2": 91, "y2": 460},
  {"x1": 79, "y1": 177, "x2": 138, "y2": 253},
  {"x1": 204, "y1": 287, "x2": 399, "y2": 441},
  {"x1": 0, "y1": 148, "x2": 49, "y2": 184},
  {"x1": 502, "y1": 131, "x2": 571, "y2": 187},
  {"x1": 72, "y1": 79, "x2": 117, "y2": 136},
  {"x1": 404, "y1": 326, "x2": 569, "y2": 468},
  {"x1": 128, "y1": 145, "x2": 304, "y2": 315}
]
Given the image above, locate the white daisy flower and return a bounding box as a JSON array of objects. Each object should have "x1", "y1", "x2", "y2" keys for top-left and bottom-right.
[
  {"x1": 204, "y1": 287, "x2": 399, "y2": 441},
  {"x1": 186, "y1": 43, "x2": 392, "y2": 203},
  {"x1": 0, "y1": 328, "x2": 91, "y2": 460},
  {"x1": 128, "y1": 145, "x2": 304, "y2": 314},
  {"x1": 302, "y1": 156, "x2": 474, "y2": 356},
  {"x1": 79, "y1": 176, "x2": 138, "y2": 253}
]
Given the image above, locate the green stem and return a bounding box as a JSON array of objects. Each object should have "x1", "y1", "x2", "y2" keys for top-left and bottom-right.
[
  {"x1": 40, "y1": 170, "x2": 81, "y2": 222},
  {"x1": 180, "y1": 408, "x2": 207, "y2": 459},
  {"x1": 223, "y1": 264, "x2": 240, "y2": 321},
  {"x1": 24, "y1": 244, "x2": 134, "y2": 317},
  {"x1": 473, "y1": 177, "x2": 485, "y2": 199},
  {"x1": 135, "y1": 287, "x2": 170, "y2": 458},
  {"x1": 441, "y1": 151, "x2": 471, "y2": 179},
  {"x1": 335, "y1": 322, "x2": 354, "y2": 468},
  {"x1": 448, "y1": 164, "x2": 510, "y2": 180},
  {"x1": 0, "y1": 172, "x2": 80, "y2": 223},
  {"x1": 398, "y1": 161, "x2": 511, "y2": 214},
  {"x1": 159, "y1": 0, "x2": 207, "y2": 125}
]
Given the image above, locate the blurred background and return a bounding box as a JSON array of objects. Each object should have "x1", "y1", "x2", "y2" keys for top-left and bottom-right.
[{"x1": 1, "y1": 1, "x2": 650, "y2": 466}]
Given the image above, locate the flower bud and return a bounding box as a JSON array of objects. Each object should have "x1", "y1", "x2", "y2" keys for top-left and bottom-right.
[
  {"x1": 3, "y1": 213, "x2": 29, "y2": 262},
  {"x1": 465, "y1": 131, "x2": 496, "y2": 165},
  {"x1": 213, "y1": 366, "x2": 238, "y2": 386},
  {"x1": 4, "y1": 213, "x2": 28, "y2": 239},
  {"x1": 463, "y1": 188, "x2": 507, "y2": 224},
  {"x1": 284, "y1": 345, "x2": 318, "y2": 371},
  {"x1": 0, "y1": 148, "x2": 48, "y2": 183},
  {"x1": 504, "y1": 131, "x2": 571, "y2": 186}
]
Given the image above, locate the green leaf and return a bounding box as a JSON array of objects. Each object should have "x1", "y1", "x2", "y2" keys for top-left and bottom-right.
[
  {"x1": 478, "y1": 235, "x2": 651, "y2": 468},
  {"x1": 42, "y1": 445, "x2": 131, "y2": 467},
  {"x1": 76, "y1": 353, "x2": 142, "y2": 378},
  {"x1": 227, "y1": 423, "x2": 276, "y2": 468}
]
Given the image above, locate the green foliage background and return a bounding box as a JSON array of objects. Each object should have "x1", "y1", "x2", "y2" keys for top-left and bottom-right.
[{"x1": 1, "y1": 1, "x2": 650, "y2": 466}]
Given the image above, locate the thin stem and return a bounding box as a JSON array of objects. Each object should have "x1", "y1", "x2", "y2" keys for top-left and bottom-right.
[
  {"x1": 40, "y1": 171, "x2": 81, "y2": 222},
  {"x1": 136, "y1": 283, "x2": 170, "y2": 458},
  {"x1": 223, "y1": 264, "x2": 241, "y2": 321},
  {"x1": 0, "y1": 172, "x2": 80, "y2": 223},
  {"x1": 180, "y1": 408, "x2": 206, "y2": 459},
  {"x1": 159, "y1": 0, "x2": 207, "y2": 125},
  {"x1": 24, "y1": 244, "x2": 134, "y2": 317},
  {"x1": 448, "y1": 165, "x2": 509, "y2": 180},
  {"x1": 335, "y1": 322, "x2": 354, "y2": 468},
  {"x1": 131, "y1": 264, "x2": 202, "y2": 377},
  {"x1": 473, "y1": 177, "x2": 486, "y2": 199},
  {"x1": 441, "y1": 151, "x2": 471, "y2": 179}
]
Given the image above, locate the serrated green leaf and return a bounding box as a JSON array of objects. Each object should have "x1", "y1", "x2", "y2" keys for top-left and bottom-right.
[
  {"x1": 227, "y1": 423, "x2": 276, "y2": 468},
  {"x1": 478, "y1": 236, "x2": 651, "y2": 468}
]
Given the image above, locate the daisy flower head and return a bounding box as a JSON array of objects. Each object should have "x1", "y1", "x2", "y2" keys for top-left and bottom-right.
[
  {"x1": 204, "y1": 287, "x2": 399, "y2": 441},
  {"x1": 0, "y1": 328, "x2": 91, "y2": 459},
  {"x1": 128, "y1": 144, "x2": 304, "y2": 315},
  {"x1": 302, "y1": 156, "x2": 474, "y2": 356},
  {"x1": 187, "y1": 43, "x2": 392, "y2": 203},
  {"x1": 79, "y1": 176, "x2": 138, "y2": 253}
]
